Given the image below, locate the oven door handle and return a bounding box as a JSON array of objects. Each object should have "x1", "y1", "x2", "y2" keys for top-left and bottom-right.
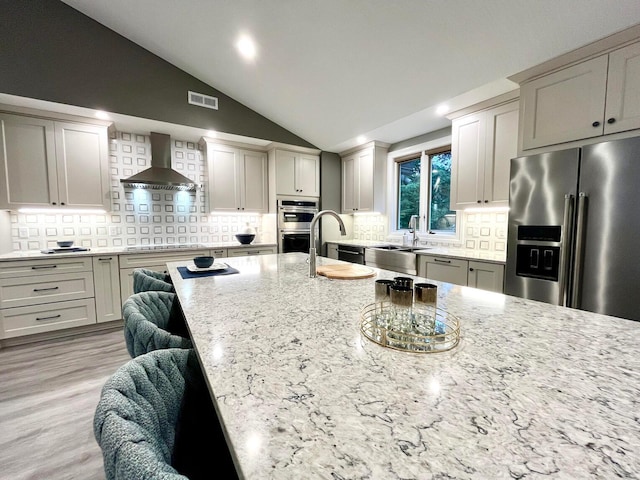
[
  {"x1": 336, "y1": 249, "x2": 363, "y2": 255},
  {"x1": 280, "y1": 229, "x2": 311, "y2": 235}
]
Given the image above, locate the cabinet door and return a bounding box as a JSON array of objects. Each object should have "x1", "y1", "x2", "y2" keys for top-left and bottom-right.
[
  {"x1": 451, "y1": 112, "x2": 486, "y2": 209},
  {"x1": 93, "y1": 256, "x2": 122, "y2": 323},
  {"x1": 208, "y1": 145, "x2": 241, "y2": 211},
  {"x1": 54, "y1": 122, "x2": 109, "y2": 209},
  {"x1": 326, "y1": 243, "x2": 339, "y2": 259},
  {"x1": 467, "y1": 261, "x2": 504, "y2": 293},
  {"x1": 296, "y1": 154, "x2": 320, "y2": 197},
  {"x1": 424, "y1": 257, "x2": 468, "y2": 286},
  {"x1": 242, "y1": 150, "x2": 268, "y2": 212},
  {"x1": 275, "y1": 150, "x2": 297, "y2": 195},
  {"x1": 484, "y1": 101, "x2": 518, "y2": 206},
  {"x1": 342, "y1": 153, "x2": 357, "y2": 212},
  {"x1": 604, "y1": 41, "x2": 640, "y2": 135},
  {"x1": 356, "y1": 149, "x2": 374, "y2": 211},
  {"x1": 0, "y1": 114, "x2": 58, "y2": 208},
  {"x1": 521, "y1": 55, "x2": 608, "y2": 149}
]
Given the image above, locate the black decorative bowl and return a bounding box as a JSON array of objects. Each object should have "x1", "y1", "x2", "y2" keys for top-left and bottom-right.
[
  {"x1": 235, "y1": 234, "x2": 255, "y2": 245},
  {"x1": 193, "y1": 256, "x2": 214, "y2": 268},
  {"x1": 57, "y1": 240, "x2": 74, "y2": 248}
]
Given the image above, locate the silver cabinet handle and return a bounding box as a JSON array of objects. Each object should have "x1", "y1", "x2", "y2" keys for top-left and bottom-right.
[
  {"x1": 98, "y1": 257, "x2": 113, "y2": 261},
  {"x1": 32, "y1": 265, "x2": 57, "y2": 270},
  {"x1": 36, "y1": 314, "x2": 61, "y2": 321},
  {"x1": 33, "y1": 286, "x2": 59, "y2": 292},
  {"x1": 245, "y1": 251, "x2": 260, "y2": 255},
  {"x1": 571, "y1": 192, "x2": 587, "y2": 309},
  {"x1": 558, "y1": 194, "x2": 574, "y2": 306},
  {"x1": 433, "y1": 258, "x2": 451, "y2": 264}
]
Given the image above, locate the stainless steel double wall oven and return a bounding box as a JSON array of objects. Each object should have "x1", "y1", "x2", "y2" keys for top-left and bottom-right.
[{"x1": 277, "y1": 198, "x2": 319, "y2": 253}]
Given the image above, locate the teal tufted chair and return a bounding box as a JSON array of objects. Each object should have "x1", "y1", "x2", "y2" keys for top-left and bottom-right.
[
  {"x1": 94, "y1": 348, "x2": 237, "y2": 480},
  {"x1": 133, "y1": 268, "x2": 174, "y2": 294},
  {"x1": 122, "y1": 291, "x2": 192, "y2": 358}
]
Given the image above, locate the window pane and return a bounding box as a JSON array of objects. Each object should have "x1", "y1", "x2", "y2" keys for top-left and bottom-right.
[
  {"x1": 397, "y1": 158, "x2": 420, "y2": 230},
  {"x1": 429, "y1": 152, "x2": 455, "y2": 232}
]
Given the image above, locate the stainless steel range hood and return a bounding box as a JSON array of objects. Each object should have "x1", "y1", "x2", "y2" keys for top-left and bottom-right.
[{"x1": 120, "y1": 132, "x2": 198, "y2": 191}]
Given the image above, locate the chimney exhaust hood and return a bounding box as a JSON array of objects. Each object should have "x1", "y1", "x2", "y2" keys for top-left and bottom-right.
[{"x1": 120, "y1": 132, "x2": 198, "y2": 191}]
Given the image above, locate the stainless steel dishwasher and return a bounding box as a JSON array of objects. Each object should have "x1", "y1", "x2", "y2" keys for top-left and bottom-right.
[{"x1": 336, "y1": 245, "x2": 365, "y2": 265}]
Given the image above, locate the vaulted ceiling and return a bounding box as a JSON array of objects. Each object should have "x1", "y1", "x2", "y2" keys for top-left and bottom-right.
[{"x1": 61, "y1": 0, "x2": 640, "y2": 152}]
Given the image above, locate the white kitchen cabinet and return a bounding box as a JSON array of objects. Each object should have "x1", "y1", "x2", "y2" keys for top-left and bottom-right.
[
  {"x1": 467, "y1": 261, "x2": 504, "y2": 293},
  {"x1": 118, "y1": 249, "x2": 210, "y2": 305},
  {"x1": 0, "y1": 113, "x2": 110, "y2": 209},
  {"x1": 274, "y1": 149, "x2": 320, "y2": 197},
  {"x1": 418, "y1": 255, "x2": 468, "y2": 286},
  {"x1": 202, "y1": 140, "x2": 268, "y2": 213},
  {"x1": 520, "y1": 41, "x2": 640, "y2": 150},
  {"x1": 0, "y1": 257, "x2": 96, "y2": 339},
  {"x1": 417, "y1": 254, "x2": 504, "y2": 293},
  {"x1": 450, "y1": 99, "x2": 518, "y2": 209},
  {"x1": 92, "y1": 255, "x2": 121, "y2": 323},
  {"x1": 326, "y1": 243, "x2": 339, "y2": 259},
  {"x1": 341, "y1": 142, "x2": 388, "y2": 213}
]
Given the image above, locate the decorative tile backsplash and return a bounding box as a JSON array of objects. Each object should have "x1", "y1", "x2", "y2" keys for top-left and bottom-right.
[
  {"x1": 360, "y1": 210, "x2": 508, "y2": 253},
  {"x1": 9, "y1": 131, "x2": 275, "y2": 251}
]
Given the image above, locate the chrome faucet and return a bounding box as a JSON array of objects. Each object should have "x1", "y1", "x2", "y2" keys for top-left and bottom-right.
[
  {"x1": 309, "y1": 210, "x2": 347, "y2": 278},
  {"x1": 409, "y1": 215, "x2": 419, "y2": 247}
]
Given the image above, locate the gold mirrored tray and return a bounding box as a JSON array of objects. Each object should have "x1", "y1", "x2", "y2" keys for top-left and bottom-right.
[{"x1": 360, "y1": 302, "x2": 460, "y2": 353}]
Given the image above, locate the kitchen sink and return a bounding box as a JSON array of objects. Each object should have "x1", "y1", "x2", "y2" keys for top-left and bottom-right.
[{"x1": 365, "y1": 245, "x2": 431, "y2": 275}]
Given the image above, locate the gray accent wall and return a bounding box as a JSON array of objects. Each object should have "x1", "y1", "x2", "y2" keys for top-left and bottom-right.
[{"x1": 0, "y1": 0, "x2": 315, "y2": 148}]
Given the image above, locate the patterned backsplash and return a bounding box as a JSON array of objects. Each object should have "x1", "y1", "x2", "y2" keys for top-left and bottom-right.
[
  {"x1": 352, "y1": 210, "x2": 508, "y2": 253},
  {"x1": 8, "y1": 131, "x2": 275, "y2": 251}
]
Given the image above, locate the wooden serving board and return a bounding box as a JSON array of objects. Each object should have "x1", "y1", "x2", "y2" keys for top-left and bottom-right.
[{"x1": 316, "y1": 264, "x2": 376, "y2": 280}]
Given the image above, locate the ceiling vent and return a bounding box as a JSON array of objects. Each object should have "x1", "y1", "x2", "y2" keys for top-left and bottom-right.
[{"x1": 188, "y1": 91, "x2": 218, "y2": 110}]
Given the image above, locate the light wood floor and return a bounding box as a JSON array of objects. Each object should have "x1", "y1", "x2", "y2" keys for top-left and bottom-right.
[{"x1": 0, "y1": 328, "x2": 131, "y2": 480}]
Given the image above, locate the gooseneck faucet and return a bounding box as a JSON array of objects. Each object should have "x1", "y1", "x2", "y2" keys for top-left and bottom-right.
[
  {"x1": 309, "y1": 210, "x2": 347, "y2": 278},
  {"x1": 409, "y1": 215, "x2": 419, "y2": 247}
]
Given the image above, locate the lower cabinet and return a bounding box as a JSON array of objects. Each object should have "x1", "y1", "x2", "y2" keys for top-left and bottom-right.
[
  {"x1": 93, "y1": 256, "x2": 121, "y2": 323},
  {"x1": 417, "y1": 255, "x2": 504, "y2": 293},
  {"x1": 326, "y1": 243, "x2": 339, "y2": 259},
  {"x1": 0, "y1": 257, "x2": 96, "y2": 339}
]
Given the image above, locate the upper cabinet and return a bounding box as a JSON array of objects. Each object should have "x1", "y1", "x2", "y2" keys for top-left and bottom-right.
[
  {"x1": 519, "y1": 40, "x2": 640, "y2": 150},
  {"x1": 201, "y1": 139, "x2": 268, "y2": 213},
  {"x1": 450, "y1": 96, "x2": 519, "y2": 209},
  {"x1": 341, "y1": 142, "x2": 388, "y2": 213},
  {"x1": 274, "y1": 149, "x2": 319, "y2": 197},
  {"x1": 0, "y1": 112, "x2": 110, "y2": 210}
]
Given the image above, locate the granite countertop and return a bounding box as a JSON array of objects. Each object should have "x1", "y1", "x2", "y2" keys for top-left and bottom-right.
[
  {"x1": 167, "y1": 252, "x2": 640, "y2": 479},
  {"x1": 326, "y1": 239, "x2": 506, "y2": 264},
  {"x1": 0, "y1": 242, "x2": 277, "y2": 261}
]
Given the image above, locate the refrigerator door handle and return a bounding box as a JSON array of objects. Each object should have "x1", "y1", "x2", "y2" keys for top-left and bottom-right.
[
  {"x1": 570, "y1": 192, "x2": 588, "y2": 308},
  {"x1": 558, "y1": 194, "x2": 574, "y2": 306}
]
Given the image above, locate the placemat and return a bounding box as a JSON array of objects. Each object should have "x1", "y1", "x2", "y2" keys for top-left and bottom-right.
[{"x1": 177, "y1": 265, "x2": 239, "y2": 279}]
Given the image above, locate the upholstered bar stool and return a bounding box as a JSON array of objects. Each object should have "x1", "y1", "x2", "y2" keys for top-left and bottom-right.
[
  {"x1": 132, "y1": 268, "x2": 174, "y2": 294},
  {"x1": 122, "y1": 291, "x2": 192, "y2": 358},
  {"x1": 94, "y1": 348, "x2": 237, "y2": 480}
]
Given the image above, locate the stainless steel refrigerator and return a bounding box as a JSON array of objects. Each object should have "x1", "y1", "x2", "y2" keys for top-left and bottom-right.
[{"x1": 505, "y1": 135, "x2": 640, "y2": 322}]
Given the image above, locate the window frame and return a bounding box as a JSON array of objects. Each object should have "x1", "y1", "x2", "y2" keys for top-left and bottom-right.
[{"x1": 387, "y1": 136, "x2": 461, "y2": 242}]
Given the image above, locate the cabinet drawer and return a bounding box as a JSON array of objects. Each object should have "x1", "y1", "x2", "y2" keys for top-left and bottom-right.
[
  {"x1": 0, "y1": 298, "x2": 96, "y2": 339},
  {"x1": 0, "y1": 272, "x2": 94, "y2": 309},
  {"x1": 422, "y1": 256, "x2": 468, "y2": 286},
  {"x1": 227, "y1": 247, "x2": 276, "y2": 257},
  {"x1": 0, "y1": 256, "x2": 93, "y2": 279},
  {"x1": 119, "y1": 251, "x2": 211, "y2": 269}
]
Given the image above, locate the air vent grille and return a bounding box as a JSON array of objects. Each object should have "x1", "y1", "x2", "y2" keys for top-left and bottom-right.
[{"x1": 188, "y1": 91, "x2": 218, "y2": 110}]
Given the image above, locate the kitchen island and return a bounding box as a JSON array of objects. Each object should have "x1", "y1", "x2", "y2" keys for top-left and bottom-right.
[{"x1": 167, "y1": 252, "x2": 640, "y2": 479}]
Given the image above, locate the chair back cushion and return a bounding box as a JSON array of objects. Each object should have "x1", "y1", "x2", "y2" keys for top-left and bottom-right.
[
  {"x1": 123, "y1": 291, "x2": 192, "y2": 357},
  {"x1": 133, "y1": 268, "x2": 174, "y2": 294},
  {"x1": 94, "y1": 349, "x2": 192, "y2": 480}
]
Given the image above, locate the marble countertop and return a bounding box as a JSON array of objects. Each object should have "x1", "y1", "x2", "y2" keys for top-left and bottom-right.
[
  {"x1": 167, "y1": 252, "x2": 640, "y2": 479},
  {"x1": 326, "y1": 239, "x2": 506, "y2": 264},
  {"x1": 0, "y1": 242, "x2": 277, "y2": 261}
]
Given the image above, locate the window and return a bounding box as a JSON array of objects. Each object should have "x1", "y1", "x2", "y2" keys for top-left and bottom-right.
[{"x1": 396, "y1": 147, "x2": 456, "y2": 234}]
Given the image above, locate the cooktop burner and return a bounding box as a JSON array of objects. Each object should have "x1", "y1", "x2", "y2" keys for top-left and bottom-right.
[{"x1": 126, "y1": 244, "x2": 207, "y2": 252}]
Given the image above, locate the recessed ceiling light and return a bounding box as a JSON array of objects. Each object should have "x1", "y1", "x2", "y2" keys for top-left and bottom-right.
[
  {"x1": 95, "y1": 110, "x2": 110, "y2": 120},
  {"x1": 236, "y1": 34, "x2": 257, "y2": 61},
  {"x1": 207, "y1": 130, "x2": 217, "y2": 138},
  {"x1": 436, "y1": 104, "x2": 450, "y2": 116},
  {"x1": 356, "y1": 135, "x2": 367, "y2": 144}
]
